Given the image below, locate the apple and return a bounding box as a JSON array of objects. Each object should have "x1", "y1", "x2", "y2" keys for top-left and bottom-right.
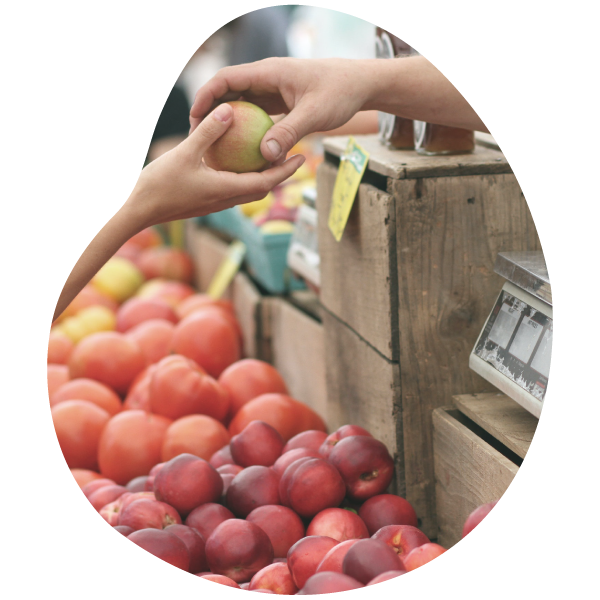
[
  {"x1": 272, "y1": 448, "x2": 321, "y2": 478},
  {"x1": 88, "y1": 485, "x2": 128, "y2": 512},
  {"x1": 153, "y1": 454, "x2": 223, "y2": 517},
  {"x1": 205, "y1": 519, "x2": 274, "y2": 583},
  {"x1": 125, "y1": 476, "x2": 149, "y2": 493},
  {"x1": 371, "y1": 524, "x2": 430, "y2": 560},
  {"x1": 204, "y1": 101, "x2": 274, "y2": 173},
  {"x1": 278, "y1": 457, "x2": 313, "y2": 507},
  {"x1": 306, "y1": 508, "x2": 369, "y2": 542},
  {"x1": 287, "y1": 536, "x2": 339, "y2": 589},
  {"x1": 226, "y1": 465, "x2": 280, "y2": 518},
  {"x1": 199, "y1": 574, "x2": 240, "y2": 588},
  {"x1": 297, "y1": 572, "x2": 364, "y2": 594},
  {"x1": 186, "y1": 503, "x2": 234, "y2": 540},
  {"x1": 128, "y1": 528, "x2": 190, "y2": 571},
  {"x1": 113, "y1": 525, "x2": 134, "y2": 536},
  {"x1": 81, "y1": 478, "x2": 116, "y2": 499},
  {"x1": 164, "y1": 524, "x2": 208, "y2": 573},
  {"x1": 216, "y1": 464, "x2": 244, "y2": 476},
  {"x1": 249, "y1": 562, "x2": 298, "y2": 595},
  {"x1": 246, "y1": 505, "x2": 305, "y2": 558},
  {"x1": 403, "y1": 543, "x2": 446, "y2": 571},
  {"x1": 367, "y1": 570, "x2": 407, "y2": 585},
  {"x1": 358, "y1": 494, "x2": 418, "y2": 535},
  {"x1": 328, "y1": 436, "x2": 395, "y2": 501},
  {"x1": 319, "y1": 425, "x2": 373, "y2": 460},
  {"x1": 282, "y1": 430, "x2": 328, "y2": 454},
  {"x1": 230, "y1": 420, "x2": 284, "y2": 467},
  {"x1": 462, "y1": 501, "x2": 498, "y2": 538},
  {"x1": 284, "y1": 458, "x2": 346, "y2": 518},
  {"x1": 342, "y1": 538, "x2": 404, "y2": 584},
  {"x1": 209, "y1": 444, "x2": 236, "y2": 468},
  {"x1": 220, "y1": 473, "x2": 235, "y2": 504},
  {"x1": 118, "y1": 498, "x2": 181, "y2": 531}
]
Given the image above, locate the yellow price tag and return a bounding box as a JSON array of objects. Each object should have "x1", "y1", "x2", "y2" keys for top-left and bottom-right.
[
  {"x1": 328, "y1": 137, "x2": 370, "y2": 242},
  {"x1": 207, "y1": 240, "x2": 247, "y2": 299}
]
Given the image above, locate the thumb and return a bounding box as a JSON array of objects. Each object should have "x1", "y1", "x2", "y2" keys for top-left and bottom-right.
[
  {"x1": 260, "y1": 103, "x2": 319, "y2": 162},
  {"x1": 187, "y1": 103, "x2": 234, "y2": 154}
]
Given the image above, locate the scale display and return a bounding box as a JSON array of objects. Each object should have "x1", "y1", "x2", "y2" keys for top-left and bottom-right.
[{"x1": 473, "y1": 288, "x2": 552, "y2": 402}]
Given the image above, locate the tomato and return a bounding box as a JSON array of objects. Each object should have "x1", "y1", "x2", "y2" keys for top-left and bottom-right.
[
  {"x1": 116, "y1": 298, "x2": 178, "y2": 333},
  {"x1": 149, "y1": 355, "x2": 230, "y2": 422},
  {"x1": 176, "y1": 294, "x2": 235, "y2": 321},
  {"x1": 47, "y1": 331, "x2": 74, "y2": 364},
  {"x1": 218, "y1": 359, "x2": 288, "y2": 418},
  {"x1": 161, "y1": 414, "x2": 231, "y2": 462},
  {"x1": 123, "y1": 365, "x2": 155, "y2": 412},
  {"x1": 71, "y1": 468, "x2": 104, "y2": 488},
  {"x1": 52, "y1": 400, "x2": 110, "y2": 470},
  {"x1": 48, "y1": 364, "x2": 70, "y2": 398},
  {"x1": 228, "y1": 393, "x2": 327, "y2": 442},
  {"x1": 125, "y1": 319, "x2": 175, "y2": 366},
  {"x1": 97, "y1": 410, "x2": 172, "y2": 485},
  {"x1": 50, "y1": 378, "x2": 122, "y2": 416},
  {"x1": 55, "y1": 284, "x2": 118, "y2": 323},
  {"x1": 68, "y1": 331, "x2": 145, "y2": 396},
  {"x1": 170, "y1": 310, "x2": 241, "y2": 378},
  {"x1": 137, "y1": 247, "x2": 194, "y2": 283}
]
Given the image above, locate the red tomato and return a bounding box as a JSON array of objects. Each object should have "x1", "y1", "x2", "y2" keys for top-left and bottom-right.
[
  {"x1": 68, "y1": 331, "x2": 145, "y2": 396},
  {"x1": 170, "y1": 310, "x2": 241, "y2": 378},
  {"x1": 48, "y1": 364, "x2": 70, "y2": 398},
  {"x1": 48, "y1": 331, "x2": 74, "y2": 364},
  {"x1": 218, "y1": 359, "x2": 288, "y2": 418},
  {"x1": 50, "y1": 378, "x2": 122, "y2": 416},
  {"x1": 116, "y1": 298, "x2": 178, "y2": 332},
  {"x1": 228, "y1": 394, "x2": 327, "y2": 442},
  {"x1": 125, "y1": 319, "x2": 175, "y2": 366},
  {"x1": 52, "y1": 400, "x2": 110, "y2": 470},
  {"x1": 149, "y1": 355, "x2": 230, "y2": 422},
  {"x1": 97, "y1": 410, "x2": 172, "y2": 485},
  {"x1": 123, "y1": 365, "x2": 155, "y2": 412}
]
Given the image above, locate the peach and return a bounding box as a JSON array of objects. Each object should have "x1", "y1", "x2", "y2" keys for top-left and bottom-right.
[
  {"x1": 205, "y1": 519, "x2": 274, "y2": 583},
  {"x1": 118, "y1": 498, "x2": 181, "y2": 530},
  {"x1": 249, "y1": 562, "x2": 298, "y2": 595},
  {"x1": 246, "y1": 505, "x2": 305, "y2": 558},
  {"x1": 462, "y1": 500, "x2": 498, "y2": 538},
  {"x1": 128, "y1": 528, "x2": 190, "y2": 571},
  {"x1": 319, "y1": 425, "x2": 372, "y2": 459},
  {"x1": 230, "y1": 420, "x2": 284, "y2": 467},
  {"x1": 126, "y1": 476, "x2": 149, "y2": 493},
  {"x1": 278, "y1": 457, "x2": 313, "y2": 507},
  {"x1": 403, "y1": 543, "x2": 446, "y2": 571},
  {"x1": 272, "y1": 448, "x2": 321, "y2": 478},
  {"x1": 358, "y1": 494, "x2": 418, "y2": 534},
  {"x1": 307, "y1": 508, "x2": 369, "y2": 542},
  {"x1": 316, "y1": 539, "x2": 359, "y2": 574},
  {"x1": 367, "y1": 570, "x2": 407, "y2": 585},
  {"x1": 226, "y1": 466, "x2": 280, "y2": 517},
  {"x1": 101, "y1": 491, "x2": 154, "y2": 524},
  {"x1": 209, "y1": 444, "x2": 236, "y2": 468},
  {"x1": 88, "y1": 485, "x2": 128, "y2": 512},
  {"x1": 116, "y1": 298, "x2": 178, "y2": 332},
  {"x1": 82, "y1": 478, "x2": 116, "y2": 499},
  {"x1": 371, "y1": 524, "x2": 430, "y2": 560},
  {"x1": 186, "y1": 503, "x2": 235, "y2": 540},
  {"x1": 165, "y1": 524, "x2": 208, "y2": 573},
  {"x1": 220, "y1": 473, "x2": 235, "y2": 503},
  {"x1": 342, "y1": 538, "x2": 404, "y2": 584},
  {"x1": 297, "y1": 572, "x2": 364, "y2": 594},
  {"x1": 283, "y1": 430, "x2": 328, "y2": 454},
  {"x1": 153, "y1": 454, "x2": 223, "y2": 516},
  {"x1": 217, "y1": 464, "x2": 243, "y2": 476},
  {"x1": 287, "y1": 536, "x2": 339, "y2": 589},
  {"x1": 113, "y1": 525, "x2": 134, "y2": 536},
  {"x1": 199, "y1": 574, "x2": 240, "y2": 588}
]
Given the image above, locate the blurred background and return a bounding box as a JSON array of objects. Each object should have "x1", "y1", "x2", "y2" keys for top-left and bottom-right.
[{"x1": 147, "y1": 6, "x2": 377, "y2": 162}]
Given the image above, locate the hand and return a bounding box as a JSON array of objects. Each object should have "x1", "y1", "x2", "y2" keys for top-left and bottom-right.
[
  {"x1": 131, "y1": 102, "x2": 305, "y2": 227},
  {"x1": 189, "y1": 58, "x2": 375, "y2": 163}
]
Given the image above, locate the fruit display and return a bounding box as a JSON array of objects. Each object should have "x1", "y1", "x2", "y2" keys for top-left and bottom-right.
[{"x1": 47, "y1": 225, "x2": 499, "y2": 594}]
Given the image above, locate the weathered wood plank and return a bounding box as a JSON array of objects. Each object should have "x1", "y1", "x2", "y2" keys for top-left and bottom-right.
[
  {"x1": 323, "y1": 134, "x2": 511, "y2": 180},
  {"x1": 231, "y1": 272, "x2": 262, "y2": 359},
  {"x1": 433, "y1": 407, "x2": 518, "y2": 548},
  {"x1": 393, "y1": 173, "x2": 541, "y2": 538},
  {"x1": 267, "y1": 298, "x2": 328, "y2": 420},
  {"x1": 317, "y1": 161, "x2": 398, "y2": 360},
  {"x1": 322, "y1": 309, "x2": 404, "y2": 497},
  {"x1": 452, "y1": 393, "x2": 537, "y2": 460}
]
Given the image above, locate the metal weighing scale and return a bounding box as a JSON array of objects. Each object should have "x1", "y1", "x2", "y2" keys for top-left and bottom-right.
[{"x1": 469, "y1": 251, "x2": 552, "y2": 419}]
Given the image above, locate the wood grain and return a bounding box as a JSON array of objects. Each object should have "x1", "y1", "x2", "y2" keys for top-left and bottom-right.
[
  {"x1": 322, "y1": 309, "x2": 404, "y2": 496},
  {"x1": 231, "y1": 272, "x2": 262, "y2": 359},
  {"x1": 433, "y1": 407, "x2": 518, "y2": 548},
  {"x1": 452, "y1": 393, "x2": 538, "y2": 459},
  {"x1": 317, "y1": 161, "x2": 398, "y2": 360},
  {"x1": 323, "y1": 135, "x2": 512, "y2": 180}
]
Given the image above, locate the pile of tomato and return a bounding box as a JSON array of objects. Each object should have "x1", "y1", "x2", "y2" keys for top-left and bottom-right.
[{"x1": 48, "y1": 227, "x2": 324, "y2": 489}]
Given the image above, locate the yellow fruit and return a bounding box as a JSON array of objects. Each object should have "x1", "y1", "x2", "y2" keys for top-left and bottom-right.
[
  {"x1": 57, "y1": 306, "x2": 116, "y2": 343},
  {"x1": 259, "y1": 220, "x2": 295, "y2": 235},
  {"x1": 240, "y1": 192, "x2": 274, "y2": 217},
  {"x1": 252, "y1": 209, "x2": 270, "y2": 225},
  {"x1": 92, "y1": 257, "x2": 144, "y2": 303}
]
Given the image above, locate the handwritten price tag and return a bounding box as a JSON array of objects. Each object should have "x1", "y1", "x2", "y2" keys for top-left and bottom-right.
[
  {"x1": 328, "y1": 137, "x2": 370, "y2": 242},
  {"x1": 207, "y1": 240, "x2": 247, "y2": 299}
]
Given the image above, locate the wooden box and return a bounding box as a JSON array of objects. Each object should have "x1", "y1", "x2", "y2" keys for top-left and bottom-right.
[
  {"x1": 433, "y1": 392, "x2": 537, "y2": 548},
  {"x1": 317, "y1": 135, "x2": 541, "y2": 537}
]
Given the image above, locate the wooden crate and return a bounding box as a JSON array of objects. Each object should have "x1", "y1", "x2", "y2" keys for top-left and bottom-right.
[
  {"x1": 318, "y1": 135, "x2": 541, "y2": 538},
  {"x1": 433, "y1": 392, "x2": 537, "y2": 548}
]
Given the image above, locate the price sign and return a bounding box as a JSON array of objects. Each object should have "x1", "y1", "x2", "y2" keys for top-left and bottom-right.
[
  {"x1": 328, "y1": 137, "x2": 370, "y2": 242},
  {"x1": 207, "y1": 240, "x2": 247, "y2": 300}
]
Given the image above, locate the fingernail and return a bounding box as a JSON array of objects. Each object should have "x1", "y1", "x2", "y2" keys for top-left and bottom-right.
[
  {"x1": 213, "y1": 104, "x2": 232, "y2": 122},
  {"x1": 266, "y1": 139, "x2": 282, "y2": 160}
]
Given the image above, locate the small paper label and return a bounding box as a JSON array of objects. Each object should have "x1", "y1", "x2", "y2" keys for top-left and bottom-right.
[
  {"x1": 207, "y1": 240, "x2": 247, "y2": 299},
  {"x1": 328, "y1": 137, "x2": 370, "y2": 242}
]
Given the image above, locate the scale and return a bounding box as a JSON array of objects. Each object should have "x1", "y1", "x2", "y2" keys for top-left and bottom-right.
[{"x1": 469, "y1": 251, "x2": 552, "y2": 419}]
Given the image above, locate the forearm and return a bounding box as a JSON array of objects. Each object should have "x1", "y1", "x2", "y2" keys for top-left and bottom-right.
[
  {"x1": 361, "y1": 56, "x2": 488, "y2": 132},
  {"x1": 52, "y1": 192, "x2": 149, "y2": 322}
]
